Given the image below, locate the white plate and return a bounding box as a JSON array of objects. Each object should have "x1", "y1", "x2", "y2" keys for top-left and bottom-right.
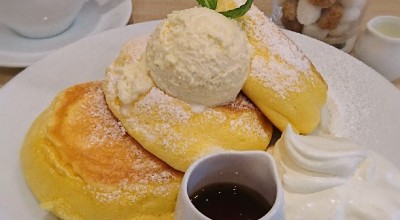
[
  {"x1": 0, "y1": 0, "x2": 132, "y2": 67},
  {"x1": 0, "y1": 21, "x2": 400, "y2": 219}
]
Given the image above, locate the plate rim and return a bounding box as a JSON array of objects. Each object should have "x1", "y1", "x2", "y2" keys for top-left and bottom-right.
[{"x1": 1, "y1": 20, "x2": 400, "y2": 219}]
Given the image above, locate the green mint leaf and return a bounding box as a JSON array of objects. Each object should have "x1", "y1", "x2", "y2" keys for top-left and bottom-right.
[
  {"x1": 220, "y1": 0, "x2": 254, "y2": 18},
  {"x1": 196, "y1": 0, "x2": 217, "y2": 10}
]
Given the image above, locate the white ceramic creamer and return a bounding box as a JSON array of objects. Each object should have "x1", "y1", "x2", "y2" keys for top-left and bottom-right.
[
  {"x1": 175, "y1": 151, "x2": 284, "y2": 220},
  {"x1": 354, "y1": 16, "x2": 400, "y2": 82}
]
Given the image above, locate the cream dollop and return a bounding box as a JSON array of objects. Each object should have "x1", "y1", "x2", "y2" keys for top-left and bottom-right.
[
  {"x1": 116, "y1": 56, "x2": 154, "y2": 105},
  {"x1": 274, "y1": 125, "x2": 400, "y2": 219},
  {"x1": 276, "y1": 125, "x2": 367, "y2": 193}
]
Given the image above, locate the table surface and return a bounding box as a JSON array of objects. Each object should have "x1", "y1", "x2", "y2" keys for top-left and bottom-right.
[{"x1": 1, "y1": 0, "x2": 400, "y2": 88}]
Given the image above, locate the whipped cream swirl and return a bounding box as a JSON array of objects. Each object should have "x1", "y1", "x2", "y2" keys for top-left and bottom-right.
[
  {"x1": 274, "y1": 125, "x2": 400, "y2": 219},
  {"x1": 276, "y1": 125, "x2": 367, "y2": 193}
]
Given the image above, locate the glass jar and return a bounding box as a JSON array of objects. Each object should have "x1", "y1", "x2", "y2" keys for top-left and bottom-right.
[{"x1": 271, "y1": 0, "x2": 369, "y2": 52}]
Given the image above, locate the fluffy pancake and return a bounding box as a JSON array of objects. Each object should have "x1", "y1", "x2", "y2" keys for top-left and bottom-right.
[
  {"x1": 20, "y1": 81, "x2": 182, "y2": 220},
  {"x1": 218, "y1": 0, "x2": 328, "y2": 134},
  {"x1": 103, "y1": 37, "x2": 273, "y2": 172}
]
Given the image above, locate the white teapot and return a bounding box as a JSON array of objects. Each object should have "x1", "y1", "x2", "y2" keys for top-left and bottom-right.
[{"x1": 0, "y1": 0, "x2": 87, "y2": 38}]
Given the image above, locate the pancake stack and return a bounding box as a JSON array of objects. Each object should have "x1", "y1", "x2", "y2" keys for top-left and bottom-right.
[
  {"x1": 103, "y1": 37, "x2": 274, "y2": 172},
  {"x1": 21, "y1": 2, "x2": 327, "y2": 219},
  {"x1": 21, "y1": 82, "x2": 182, "y2": 219}
]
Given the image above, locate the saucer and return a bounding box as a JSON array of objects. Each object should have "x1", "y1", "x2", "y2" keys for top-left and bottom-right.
[{"x1": 0, "y1": 0, "x2": 132, "y2": 67}]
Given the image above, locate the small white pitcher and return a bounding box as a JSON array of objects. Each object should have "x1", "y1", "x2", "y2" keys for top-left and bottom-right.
[
  {"x1": 175, "y1": 151, "x2": 285, "y2": 220},
  {"x1": 354, "y1": 16, "x2": 400, "y2": 82},
  {"x1": 0, "y1": 0, "x2": 88, "y2": 38}
]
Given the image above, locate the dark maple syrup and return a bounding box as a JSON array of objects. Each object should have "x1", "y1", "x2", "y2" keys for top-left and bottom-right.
[{"x1": 190, "y1": 183, "x2": 272, "y2": 220}]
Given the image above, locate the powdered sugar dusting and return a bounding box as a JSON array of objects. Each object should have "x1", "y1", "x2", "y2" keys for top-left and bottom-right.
[
  {"x1": 105, "y1": 72, "x2": 119, "y2": 98},
  {"x1": 134, "y1": 87, "x2": 193, "y2": 124},
  {"x1": 160, "y1": 132, "x2": 190, "y2": 155},
  {"x1": 202, "y1": 109, "x2": 227, "y2": 123},
  {"x1": 230, "y1": 115, "x2": 268, "y2": 140},
  {"x1": 78, "y1": 85, "x2": 126, "y2": 147},
  {"x1": 237, "y1": 0, "x2": 311, "y2": 72},
  {"x1": 123, "y1": 86, "x2": 268, "y2": 156},
  {"x1": 251, "y1": 56, "x2": 304, "y2": 98},
  {"x1": 123, "y1": 87, "x2": 195, "y2": 155},
  {"x1": 82, "y1": 142, "x2": 181, "y2": 203},
  {"x1": 85, "y1": 178, "x2": 178, "y2": 203},
  {"x1": 127, "y1": 117, "x2": 157, "y2": 141},
  {"x1": 120, "y1": 36, "x2": 149, "y2": 64},
  {"x1": 90, "y1": 189, "x2": 122, "y2": 203},
  {"x1": 231, "y1": 1, "x2": 318, "y2": 99},
  {"x1": 312, "y1": 57, "x2": 377, "y2": 143},
  {"x1": 289, "y1": 32, "x2": 396, "y2": 155},
  {"x1": 63, "y1": 83, "x2": 182, "y2": 204}
]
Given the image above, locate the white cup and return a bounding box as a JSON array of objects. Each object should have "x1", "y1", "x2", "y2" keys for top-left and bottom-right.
[
  {"x1": 175, "y1": 151, "x2": 284, "y2": 220},
  {"x1": 353, "y1": 16, "x2": 400, "y2": 82},
  {"x1": 0, "y1": 0, "x2": 88, "y2": 38}
]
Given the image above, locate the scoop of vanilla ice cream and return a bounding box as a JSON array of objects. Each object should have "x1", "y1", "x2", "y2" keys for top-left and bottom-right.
[{"x1": 146, "y1": 7, "x2": 250, "y2": 107}]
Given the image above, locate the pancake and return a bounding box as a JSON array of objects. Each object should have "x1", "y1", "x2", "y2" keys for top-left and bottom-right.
[
  {"x1": 20, "y1": 81, "x2": 182, "y2": 220},
  {"x1": 103, "y1": 37, "x2": 273, "y2": 172},
  {"x1": 218, "y1": 0, "x2": 328, "y2": 134}
]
